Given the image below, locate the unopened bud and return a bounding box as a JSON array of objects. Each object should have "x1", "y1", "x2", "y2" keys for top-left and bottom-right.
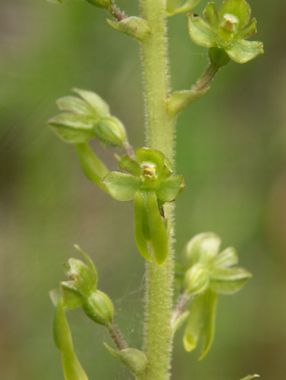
[
  {"x1": 94, "y1": 116, "x2": 127, "y2": 147},
  {"x1": 83, "y1": 290, "x2": 114, "y2": 325}
]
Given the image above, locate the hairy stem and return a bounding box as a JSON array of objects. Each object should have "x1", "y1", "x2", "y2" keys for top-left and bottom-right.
[{"x1": 139, "y1": 1, "x2": 175, "y2": 379}]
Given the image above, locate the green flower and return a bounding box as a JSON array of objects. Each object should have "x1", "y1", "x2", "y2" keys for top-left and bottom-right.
[
  {"x1": 184, "y1": 232, "x2": 251, "y2": 296},
  {"x1": 182, "y1": 232, "x2": 251, "y2": 359},
  {"x1": 48, "y1": 88, "x2": 127, "y2": 147},
  {"x1": 103, "y1": 148, "x2": 185, "y2": 264},
  {"x1": 59, "y1": 246, "x2": 114, "y2": 326},
  {"x1": 188, "y1": 0, "x2": 264, "y2": 63}
]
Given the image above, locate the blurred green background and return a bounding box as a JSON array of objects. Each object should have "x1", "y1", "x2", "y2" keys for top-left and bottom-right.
[{"x1": 0, "y1": 0, "x2": 285, "y2": 379}]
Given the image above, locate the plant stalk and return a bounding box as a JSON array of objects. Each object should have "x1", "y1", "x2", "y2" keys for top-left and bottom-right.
[{"x1": 139, "y1": 1, "x2": 175, "y2": 379}]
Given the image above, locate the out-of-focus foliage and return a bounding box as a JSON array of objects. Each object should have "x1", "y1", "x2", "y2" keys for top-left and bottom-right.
[{"x1": 0, "y1": 0, "x2": 286, "y2": 379}]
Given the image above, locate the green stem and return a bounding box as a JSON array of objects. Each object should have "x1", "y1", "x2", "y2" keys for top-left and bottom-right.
[{"x1": 139, "y1": 1, "x2": 175, "y2": 379}]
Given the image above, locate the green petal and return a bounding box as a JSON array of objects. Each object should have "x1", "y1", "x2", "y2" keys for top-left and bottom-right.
[
  {"x1": 203, "y1": 2, "x2": 219, "y2": 27},
  {"x1": 76, "y1": 143, "x2": 109, "y2": 190},
  {"x1": 53, "y1": 300, "x2": 89, "y2": 380},
  {"x1": 213, "y1": 247, "x2": 238, "y2": 268},
  {"x1": 183, "y1": 290, "x2": 217, "y2": 359},
  {"x1": 239, "y1": 18, "x2": 257, "y2": 39},
  {"x1": 156, "y1": 175, "x2": 185, "y2": 202},
  {"x1": 219, "y1": 0, "x2": 251, "y2": 28},
  {"x1": 134, "y1": 191, "x2": 168, "y2": 264},
  {"x1": 56, "y1": 96, "x2": 93, "y2": 115},
  {"x1": 226, "y1": 39, "x2": 264, "y2": 63},
  {"x1": 103, "y1": 172, "x2": 141, "y2": 201},
  {"x1": 134, "y1": 191, "x2": 152, "y2": 261},
  {"x1": 210, "y1": 267, "x2": 252, "y2": 295},
  {"x1": 73, "y1": 88, "x2": 110, "y2": 118},
  {"x1": 188, "y1": 14, "x2": 216, "y2": 48},
  {"x1": 145, "y1": 191, "x2": 168, "y2": 264},
  {"x1": 48, "y1": 113, "x2": 95, "y2": 144}
]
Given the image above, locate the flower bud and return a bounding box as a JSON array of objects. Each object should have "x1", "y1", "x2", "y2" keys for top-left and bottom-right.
[
  {"x1": 184, "y1": 264, "x2": 209, "y2": 296},
  {"x1": 86, "y1": 0, "x2": 111, "y2": 9},
  {"x1": 83, "y1": 290, "x2": 114, "y2": 325},
  {"x1": 94, "y1": 116, "x2": 127, "y2": 147}
]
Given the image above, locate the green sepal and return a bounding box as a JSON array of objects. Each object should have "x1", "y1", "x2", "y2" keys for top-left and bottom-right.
[
  {"x1": 103, "y1": 172, "x2": 141, "y2": 201},
  {"x1": 183, "y1": 290, "x2": 217, "y2": 359},
  {"x1": 134, "y1": 191, "x2": 168, "y2": 264},
  {"x1": 75, "y1": 143, "x2": 109, "y2": 190},
  {"x1": 240, "y1": 375, "x2": 260, "y2": 380},
  {"x1": 64, "y1": 256, "x2": 97, "y2": 297},
  {"x1": 210, "y1": 267, "x2": 252, "y2": 295},
  {"x1": 167, "y1": 0, "x2": 201, "y2": 16},
  {"x1": 73, "y1": 88, "x2": 110, "y2": 118},
  {"x1": 48, "y1": 113, "x2": 95, "y2": 144},
  {"x1": 57, "y1": 96, "x2": 93, "y2": 116},
  {"x1": 104, "y1": 344, "x2": 148, "y2": 375},
  {"x1": 94, "y1": 116, "x2": 127, "y2": 147},
  {"x1": 226, "y1": 39, "x2": 264, "y2": 64},
  {"x1": 203, "y1": 2, "x2": 218, "y2": 27},
  {"x1": 156, "y1": 175, "x2": 185, "y2": 202},
  {"x1": 82, "y1": 290, "x2": 114, "y2": 325},
  {"x1": 53, "y1": 299, "x2": 89, "y2": 380},
  {"x1": 185, "y1": 232, "x2": 221, "y2": 266},
  {"x1": 188, "y1": 14, "x2": 216, "y2": 48},
  {"x1": 107, "y1": 17, "x2": 151, "y2": 42},
  {"x1": 61, "y1": 285, "x2": 83, "y2": 310},
  {"x1": 118, "y1": 155, "x2": 141, "y2": 176},
  {"x1": 219, "y1": 0, "x2": 251, "y2": 28}
]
